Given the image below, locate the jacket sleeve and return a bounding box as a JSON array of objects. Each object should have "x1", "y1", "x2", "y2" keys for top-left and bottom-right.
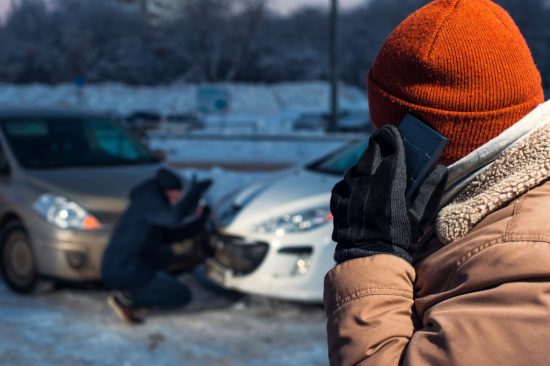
[
  {"x1": 164, "y1": 216, "x2": 204, "y2": 243},
  {"x1": 324, "y1": 255, "x2": 416, "y2": 366},
  {"x1": 145, "y1": 198, "x2": 200, "y2": 229}
]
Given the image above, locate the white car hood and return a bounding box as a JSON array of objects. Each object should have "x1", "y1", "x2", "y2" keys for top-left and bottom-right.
[{"x1": 217, "y1": 168, "x2": 340, "y2": 231}]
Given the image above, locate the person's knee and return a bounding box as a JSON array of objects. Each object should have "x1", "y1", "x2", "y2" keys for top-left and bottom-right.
[
  {"x1": 101, "y1": 265, "x2": 132, "y2": 290},
  {"x1": 174, "y1": 283, "x2": 192, "y2": 307},
  {"x1": 165, "y1": 279, "x2": 193, "y2": 308}
]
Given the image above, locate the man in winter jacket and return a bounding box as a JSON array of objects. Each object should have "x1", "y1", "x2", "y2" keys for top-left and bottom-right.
[
  {"x1": 325, "y1": 0, "x2": 550, "y2": 365},
  {"x1": 102, "y1": 168, "x2": 212, "y2": 324}
]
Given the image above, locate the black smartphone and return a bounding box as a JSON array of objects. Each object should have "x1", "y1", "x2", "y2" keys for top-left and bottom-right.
[{"x1": 399, "y1": 114, "x2": 448, "y2": 199}]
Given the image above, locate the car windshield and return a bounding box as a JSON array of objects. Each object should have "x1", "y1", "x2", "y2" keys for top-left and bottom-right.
[
  {"x1": 1, "y1": 117, "x2": 158, "y2": 168},
  {"x1": 308, "y1": 140, "x2": 369, "y2": 176}
]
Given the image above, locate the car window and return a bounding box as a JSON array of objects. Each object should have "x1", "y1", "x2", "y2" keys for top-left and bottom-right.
[
  {"x1": 308, "y1": 140, "x2": 369, "y2": 176},
  {"x1": 88, "y1": 119, "x2": 142, "y2": 160},
  {"x1": 4, "y1": 121, "x2": 49, "y2": 136},
  {"x1": 1, "y1": 117, "x2": 157, "y2": 169}
]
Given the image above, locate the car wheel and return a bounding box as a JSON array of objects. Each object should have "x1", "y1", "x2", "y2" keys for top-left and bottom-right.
[{"x1": 0, "y1": 222, "x2": 39, "y2": 294}]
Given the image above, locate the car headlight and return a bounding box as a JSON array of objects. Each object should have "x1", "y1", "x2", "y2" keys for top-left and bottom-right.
[
  {"x1": 253, "y1": 207, "x2": 333, "y2": 236},
  {"x1": 33, "y1": 194, "x2": 102, "y2": 231}
]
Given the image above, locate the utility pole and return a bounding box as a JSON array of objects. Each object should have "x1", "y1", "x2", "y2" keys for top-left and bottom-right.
[{"x1": 328, "y1": 0, "x2": 339, "y2": 133}]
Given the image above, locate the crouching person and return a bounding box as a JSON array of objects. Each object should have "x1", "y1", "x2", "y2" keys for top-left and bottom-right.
[
  {"x1": 325, "y1": 0, "x2": 550, "y2": 365},
  {"x1": 101, "y1": 168, "x2": 212, "y2": 324}
]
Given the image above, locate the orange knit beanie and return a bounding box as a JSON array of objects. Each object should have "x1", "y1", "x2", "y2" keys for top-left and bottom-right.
[{"x1": 367, "y1": 0, "x2": 544, "y2": 164}]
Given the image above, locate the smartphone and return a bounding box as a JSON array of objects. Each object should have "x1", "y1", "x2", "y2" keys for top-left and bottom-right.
[{"x1": 399, "y1": 114, "x2": 448, "y2": 199}]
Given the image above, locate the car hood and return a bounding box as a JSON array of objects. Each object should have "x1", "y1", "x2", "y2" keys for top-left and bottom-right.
[
  {"x1": 218, "y1": 168, "x2": 340, "y2": 231},
  {"x1": 24, "y1": 164, "x2": 160, "y2": 212}
]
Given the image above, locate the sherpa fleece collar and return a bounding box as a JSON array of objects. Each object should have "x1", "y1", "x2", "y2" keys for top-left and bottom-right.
[
  {"x1": 441, "y1": 100, "x2": 550, "y2": 207},
  {"x1": 436, "y1": 111, "x2": 550, "y2": 244}
]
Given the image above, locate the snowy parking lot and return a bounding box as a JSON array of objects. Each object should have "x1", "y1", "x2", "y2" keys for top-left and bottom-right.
[
  {"x1": 0, "y1": 269, "x2": 327, "y2": 366},
  {"x1": 0, "y1": 99, "x2": 345, "y2": 365},
  {"x1": 0, "y1": 165, "x2": 331, "y2": 366}
]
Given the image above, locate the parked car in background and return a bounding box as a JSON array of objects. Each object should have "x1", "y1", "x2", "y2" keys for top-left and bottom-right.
[
  {"x1": 337, "y1": 111, "x2": 372, "y2": 132},
  {"x1": 205, "y1": 138, "x2": 370, "y2": 302},
  {"x1": 291, "y1": 113, "x2": 328, "y2": 132},
  {"x1": 0, "y1": 109, "x2": 161, "y2": 293},
  {"x1": 123, "y1": 110, "x2": 163, "y2": 138},
  {"x1": 157, "y1": 113, "x2": 205, "y2": 136},
  {"x1": 291, "y1": 111, "x2": 371, "y2": 133}
]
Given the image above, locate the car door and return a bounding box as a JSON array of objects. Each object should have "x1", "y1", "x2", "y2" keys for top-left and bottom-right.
[{"x1": 0, "y1": 134, "x2": 12, "y2": 216}]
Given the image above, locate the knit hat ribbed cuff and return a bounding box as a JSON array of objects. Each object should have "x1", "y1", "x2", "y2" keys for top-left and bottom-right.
[{"x1": 367, "y1": 71, "x2": 545, "y2": 164}]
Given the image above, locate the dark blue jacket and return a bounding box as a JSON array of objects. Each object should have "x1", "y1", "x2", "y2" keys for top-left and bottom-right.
[{"x1": 101, "y1": 179, "x2": 203, "y2": 290}]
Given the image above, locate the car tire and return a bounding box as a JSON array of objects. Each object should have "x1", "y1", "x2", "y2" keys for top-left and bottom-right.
[{"x1": 0, "y1": 222, "x2": 39, "y2": 294}]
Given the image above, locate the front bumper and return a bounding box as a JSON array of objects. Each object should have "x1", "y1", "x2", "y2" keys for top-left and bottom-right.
[
  {"x1": 27, "y1": 213, "x2": 205, "y2": 282},
  {"x1": 205, "y1": 227, "x2": 335, "y2": 303},
  {"x1": 26, "y1": 213, "x2": 111, "y2": 281}
]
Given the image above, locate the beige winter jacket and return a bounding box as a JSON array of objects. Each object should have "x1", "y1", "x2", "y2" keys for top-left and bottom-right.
[{"x1": 324, "y1": 121, "x2": 550, "y2": 365}]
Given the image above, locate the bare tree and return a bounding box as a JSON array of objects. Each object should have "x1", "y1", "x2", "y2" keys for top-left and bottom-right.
[
  {"x1": 0, "y1": 0, "x2": 548, "y2": 89},
  {"x1": 223, "y1": 0, "x2": 267, "y2": 81}
]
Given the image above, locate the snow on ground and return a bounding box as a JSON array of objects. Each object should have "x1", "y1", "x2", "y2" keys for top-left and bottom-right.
[
  {"x1": 0, "y1": 81, "x2": 368, "y2": 116},
  {"x1": 0, "y1": 81, "x2": 369, "y2": 134},
  {"x1": 151, "y1": 136, "x2": 347, "y2": 166},
  {"x1": 271, "y1": 82, "x2": 368, "y2": 115},
  {"x1": 0, "y1": 83, "x2": 352, "y2": 364},
  {"x1": 0, "y1": 169, "x2": 329, "y2": 366},
  {"x1": 0, "y1": 270, "x2": 327, "y2": 366}
]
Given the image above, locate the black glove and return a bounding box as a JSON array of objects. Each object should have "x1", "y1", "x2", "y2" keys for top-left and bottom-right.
[
  {"x1": 196, "y1": 179, "x2": 214, "y2": 194},
  {"x1": 174, "y1": 177, "x2": 213, "y2": 219},
  {"x1": 330, "y1": 125, "x2": 447, "y2": 264},
  {"x1": 199, "y1": 205, "x2": 212, "y2": 220}
]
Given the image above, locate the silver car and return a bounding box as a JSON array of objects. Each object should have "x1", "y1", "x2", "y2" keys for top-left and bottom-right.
[
  {"x1": 206, "y1": 139, "x2": 370, "y2": 302},
  {"x1": 0, "y1": 109, "x2": 160, "y2": 293}
]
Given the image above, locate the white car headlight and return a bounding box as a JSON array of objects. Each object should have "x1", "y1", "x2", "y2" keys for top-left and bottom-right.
[
  {"x1": 254, "y1": 207, "x2": 333, "y2": 236},
  {"x1": 33, "y1": 194, "x2": 102, "y2": 231}
]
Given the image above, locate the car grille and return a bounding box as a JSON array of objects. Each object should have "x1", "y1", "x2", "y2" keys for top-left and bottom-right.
[{"x1": 209, "y1": 233, "x2": 269, "y2": 276}]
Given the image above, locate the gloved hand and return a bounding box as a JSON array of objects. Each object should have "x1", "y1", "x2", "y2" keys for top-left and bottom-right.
[
  {"x1": 198, "y1": 205, "x2": 212, "y2": 220},
  {"x1": 330, "y1": 125, "x2": 448, "y2": 264},
  {"x1": 196, "y1": 179, "x2": 214, "y2": 194},
  {"x1": 186, "y1": 178, "x2": 213, "y2": 197},
  {"x1": 174, "y1": 177, "x2": 213, "y2": 219}
]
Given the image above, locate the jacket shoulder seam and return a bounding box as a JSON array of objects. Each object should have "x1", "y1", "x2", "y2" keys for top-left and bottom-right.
[
  {"x1": 503, "y1": 195, "x2": 550, "y2": 242},
  {"x1": 504, "y1": 234, "x2": 550, "y2": 242},
  {"x1": 335, "y1": 288, "x2": 413, "y2": 309},
  {"x1": 456, "y1": 238, "x2": 550, "y2": 270},
  {"x1": 455, "y1": 238, "x2": 505, "y2": 267}
]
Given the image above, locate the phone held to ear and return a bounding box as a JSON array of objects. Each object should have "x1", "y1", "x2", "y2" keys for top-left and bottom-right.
[{"x1": 398, "y1": 114, "x2": 448, "y2": 199}]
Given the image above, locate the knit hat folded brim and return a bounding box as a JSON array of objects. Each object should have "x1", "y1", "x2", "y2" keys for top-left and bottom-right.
[
  {"x1": 367, "y1": 0, "x2": 545, "y2": 165},
  {"x1": 368, "y1": 71, "x2": 544, "y2": 164},
  {"x1": 156, "y1": 168, "x2": 182, "y2": 190}
]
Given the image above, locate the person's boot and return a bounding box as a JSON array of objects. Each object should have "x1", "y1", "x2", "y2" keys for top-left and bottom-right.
[{"x1": 107, "y1": 292, "x2": 144, "y2": 325}]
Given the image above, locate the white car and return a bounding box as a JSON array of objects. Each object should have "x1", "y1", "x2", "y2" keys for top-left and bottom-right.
[{"x1": 205, "y1": 139, "x2": 370, "y2": 302}]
